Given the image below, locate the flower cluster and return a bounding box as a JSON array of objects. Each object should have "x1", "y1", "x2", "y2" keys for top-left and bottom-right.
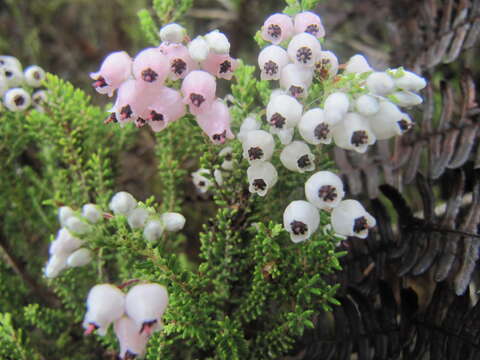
[
  {"x1": 83, "y1": 282, "x2": 168, "y2": 359},
  {"x1": 91, "y1": 24, "x2": 237, "y2": 144},
  {"x1": 44, "y1": 204, "x2": 98, "y2": 278},
  {"x1": 0, "y1": 55, "x2": 47, "y2": 112},
  {"x1": 109, "y1": 191, "x2": 186, "y2": 241}
]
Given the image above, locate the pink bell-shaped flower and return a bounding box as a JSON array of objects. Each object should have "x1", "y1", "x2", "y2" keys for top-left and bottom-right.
[
  {"x1": 294, "y1": 11, "x2": 325, "y2": 38},
  {"x1": 90, "y1": 51, "x2": 132, "y2": 97},
  {"x1": 261, "y1": 13, "x2": 294, "y2": 45},
  {"x1": 132, "y1": 48, "x2": 169, "y2": 86},
  {"x1": 201, "y1": 53, "x2": 238, "y2": 80},
  {"x1": 160, "y1": 42, "x2": 198, "y2": 80},
  {"x1": 111, "y1": 79, "x2": 153, "y2": 124},
  {"x1": 195, "y1": 99, "x2": 234, "y2": 144},
  {"x1": 114, "y1": 316, "x2": 149, "y2": 360},
  {"x1": 181, "y1": 70, "x2": 216, "y2": 115},
  {"x1": 147, "y1": 87, "x2": 186, "y2": 132}
]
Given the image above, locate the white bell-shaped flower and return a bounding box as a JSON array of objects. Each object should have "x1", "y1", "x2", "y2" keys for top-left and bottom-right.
[
  {"x1": 24, "y1": 65, "x2": 46, "y2": 88},
  {"x1": 305, "y1": 171, "x2": 345, "y2": 210},
  {"x1": 159, "y1": 23, "x2": 186, "y2": 43},
  {"x1": 58, "y1": 206, "x2": 75, "y2": 227},
  {"x1": 324, "y1": 92, "x2": 349, "y2": 125},
  {"x1": 247, "y1": 161, "x2": 278, "y2": 196},
  {"x1": 279, "y1": 63, "x2": 313, "y2": 98},
  {"x1": 44, "y1": 253, "x2": 68, "y2": 278},
  {"x1": 65, "y1": 216, "x2": 92, "y2": 235},
  {"x1": 332, "y1": 112, "x2": 376, "y2": 153},
  {"x1": 204, "y1": 30, "x2": 230, "y2": 54},
  {"x1": 287, "y1": 32, "x2": 321, "y2": 67},
  {"x1": 366, "y1": 72, "x2": 395, "y2": 96},
  {"x1": 242, "y1": 130, "x2": 275, "y2": 163},
  {"x1": 67, "y1": 248, "x2": 92, "y2": 267},
  {"x1": 82, "y1": 204, "x2": 102, "y2": 224},
  {"x1": 315, "y1": 50, "x2": 338, "y2": 79},
  {"x1": 391, "y1": 90, "x2": 423, "y2": 107},
  {"x1": 368, "y1": 100, "x2": 413, "y2": 140},
  {"x1": 109, "y1": 192, "x2": 137, "y2": 216},
  {"x1": 344, "y1": 54, "x2": 372, "y2": 74},
  {"x1": 49, "y1": 228, "x2": 84, "y2": 256},
  {"x1": 125, "y1": 283, "x2": 169, "y2": 335},
  {"x1": 214, "y1": 169, "x2": 224, "y2": 186},
  {"x1": 298, "y1": 107, "x2": 333, "y2": 145},
  {"x1": 114, "y1": 317, "x2": 149, "y2": 360},
  {"x1": 237, "y1": 115, "x2": 261, "y2": 143},
  {"x1": 270, "y1": 126, "x2": 294, "y2": 145},
  {"x1": 161, "y1": 212, "x2": 186, "y2": 232},
  {"x1": 32, "y1": 89, "x2": 48, "y2": 112},
  {"x1": 394, "y1": 70, "x2": 426, "y2": 91},
  {"x1": 355, "y1": 94, "x2": 380, "y2": 116},
  {"x1": 3, "y1": 88, "x2": 31, "y2": 111},
  {"x1": 283, "y1": 200, "x2": 320, "y2": 243},
  {"x1": 127, "y1": 207, "x2": 149, "y2": 229},
  {"x1": 192, "y1": 168, "x2": 212, "y2": 193},
  {"x1": 3, "y1": 65, "x2": 24, "y2": 88},
  {"x1": 218, "y1": 146, "x2": 234, "y2": 170},
  {"x1": 83, "y1": 284, "x2": 126, "y2": 336},
  {"x1": 280, "y1": 141, "x2": 315, "y2": 173},
  {"x1": 331, "y1": 199, "x2": 376, "y2": 239},
  {"x1": 266, "y1": 94, "x2": 303, "y2": 130},
  {"x1": 0, "y1": 55, "x2": 22, "y2": 70},
  {"x1": 188, "y1": 36, "x2": 210, "y2": 62},
  {"x1": 258, "y1": 45, "x2": 289, "y2": 81},
  {"x1": 143, "y1": 220, "x2": 164, "y2": 242}
]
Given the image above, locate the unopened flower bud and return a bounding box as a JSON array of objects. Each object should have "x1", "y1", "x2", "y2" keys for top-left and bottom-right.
[
  {"x1": 188, "y1": 36, "x2": 210, "y2": 62},
  {"x1": 345, "y1": 54, "x2": 372, "y2": 74},
  {"x1": 394, "y1": 70, "x2": 426, "y2": 91},
  {"x1": 237, "y1": 115, "x2": 261, "y2": 143},
  {"x1": 109, "y1": 192, "x2": 137, "y2": 216},
  {"x1": 143, "y1": 220, "x2": 164, "y2": 242},
  {"x1": 390, "y1": 90, "x2": 423, "y2": 107},
  {"x1": 204, "y1": 30, "x2": 231, "y2": 54},
  {"x1": 283, "y1": 200, "x2": 320, "y2": 243},
  {"x1": 67, "y1": 248, "x2": 92, "y2": 267},
  {"x1": 368, "y1": 100, "x2": 413, "y2": 140},
  {"x1": 219, "y1": 146, "x2": 234, "y2": 170},
  {"x1": 270, "y1": 127, "x2": 294, "y2": 145},
  {"x1": 49, "y1": 228, "x2": 84, "y2": 256},
  {"x1": 82, "y1": 204, "x2": 102, "y2": 224},
  {"x1": 192, "y1": 168, "x2": 212, "y2": 193},
  {"x1": 366, "y1": 72, "x2": 395, "y2": 95},
  {"x1": 355, "y1": 94, "x2": 380, "y2": 116},
  {"x1": 58, "y1": 206, "x2": 75, "y2": 227},
  {"x1": 66, "y1": 216, "x2": 92, "y2": 235},
  {"x1": 331, "y1": 199, "x2": 376, "y2": 239},
  {"x1": 127, "y1": 207, "x2": 149, "y2": 229},
  {"x1": 159, "y1": 23, "x2": 186, "y2": 43},
  {"x1": 280, "y1": 140, "x2": 315, "y2": 173},
  {"x1": 44, "y1": 253, "x2": 68, "y2": 278},
  {"x1": 324, "y1": 92, "x2": 349, "y2": 125},
  {"x1": 161, "y1": 212, "x2": 186, "y2": 232}
]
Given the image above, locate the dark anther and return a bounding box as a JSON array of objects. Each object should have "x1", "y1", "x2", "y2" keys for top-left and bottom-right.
[
  {"x1": 353, "y1": 217, "x2": 368, "y2": 233},
  {"x1": 104, "y1": 113, "x2": 118, "y2": 124},
  {"x1": 270, "y1": 113, "x2": 286, "y2": 128},
  {"x1": 198, "y1": 181, "x2": 206, "y2": 187},
  {"x1": 315, "y1": 58, "x2": 331, "y2": 79},
  {"x1": 225, "y1": 153, "x2": 233, "y2": 161},
  {"x1": 305, "y1": 24, "x2": 319, "y2": 35},
  {"x1": 5, "y1": 71, "x2": 12, "y2": 77},
  {"x1": 267, "y1": 24, "x2": 282, "y2": 39},
  {"x1": 291, "y1": 220, "x2": 308, "y2": 235},
  {"x1": 318, "y1": 185, "x2": 337, "y2": 202},
  {"x1": 120, "y1": 105, "x2": 133, "y2": 120},
  {"x1": 124, "y1": 350, "x2": 137, "y2": 359},
  {"x1": 226, "y1": 98, "x2": 234, "y2": 107},
  {"x1": 248, "y1": 146, "x2": 264, "y2": 160},
  {"x1": 264, "y1": 60, "x2": 279, "y2": 76},
  {"x1": 219, "y1": 60, "x2": 232, "y2": 74},
  {"x1": 351, "y1": 131, "x2": 369, "y2": 146},
  {"x1": 135, "y1": 117, "x2": 147, "y2": 128},
  {"x1": 314, "y1": 123, "x2": 330, "y2": 140},
  {"x1": 33, "y1": 71, "x2": 41, "y2": 80},
  {"x1": 296, "y1": 47, "x2": 313, "y2": 64},
  {"x1": 252, "y1": 179, "x2": 267, "y2": 191},
  {"x1": 171, "y1": 59, "x2": 187, "y2": 76},
  {"x1": 150, "y1": 110, "x2": 164, "y2": 122},
  {"x1": 13, "y1": 95, "x2": 24, "y2": 106},
  {"x1": 297, "y1": 154, "x2": 311, "y2": 168},
  {"x1": 141, "y1": 68, "x2": 158, "y2": 82},
  {"x1": 92, "y1": 76, "x2": 107, "y2": 88},
  {"x1": 190, "y1": 93, "x2": 205, "y2": 107},
  {"x1": 212, "y1": 131, "x2": 226, "y2": 142},
  {"x1": 289, "y1": 85, "x2": 304, "y2": 97},
  {"x1": 140, "y1": 320, "x2": 157, "y2": 334},
  {"x1": 398, "y1": 119, "x2": 413, "y2": 132}
]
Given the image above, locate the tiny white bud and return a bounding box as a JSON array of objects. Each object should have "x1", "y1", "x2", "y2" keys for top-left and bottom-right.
[
  {"x1": 66, "y1": 216, "x2": 92, "y2": 235},
  {"x1": 143, "y1": 220, "x2": 164, "y2": 242},
  {"x1": 213, "y1": 169, "x2": 224, "y2": 186},
  {"x1": 266, "y1": 94, "x2": 303, "y2": 130},
  {"x1": 368, "y1": 100, "x2": 413, "y2": 140},
  {"x1": 49, "y1": 228, "x2": 84, "y2": 256},
  {"x1": 355, "y1": 94, "x2": 380, "y2": 116},
  {"x1": 192, "y1": 168, "x2": 212, "y2": 193},
  {"x1": 24, "y1": 65, "x2": 46, "y2": 87},
  {"x1": 3, "y1": 87, "x2": 31, "y2": 111},
  {"x1": 280, "y1": 140, "x2": 315, "y2": 173},
  {"x1": 188, "y1": 36, "x2": 210, "y2": 62},
  {"x1": 331, "y1": 199, "x2": 376, "y2": 239},
  {"x1": 204, "y1": 30, "x2": 230, "y2": 54},
  {"x1": 219, "y1": 146, "x2": 233, "y2": 170},
  {"x1": 109, "y1": 192, "x2": 137, "y2": 216},
  {"x1": 0, "y1": 55, "x2": 22, "y2": 70},
  {"x1": 127, "y1": 207, "x2": 149, "y2": 229},
  {"x1": 161, "y1": 212, "x2": 186, "y2": 232},
  {"x1": 305, "y1": 171, "x2": 345, "y2": 210},
  {"x1": 332, "y1": 112, "x2": 376, "y2": 153},
  {"x1": 82, "y1": 204, "x2": 102, "y2": 224},
  {"x1": 247, "y1": 161, "x2": 278, "y2": 196},
  {"x1": 324, "y1": 92, "x2": 349, "y2": 125},
  {"x1": 283, "y1": 200, "x2": 320, "y2": 243},
  {"x1": 237, "y1": 115, "x2": 261, "y2": 143},
  {"x1": 67, "y1": 248, "x2": 92, "y2": 267},
  {"x1": 390, "y1": 90, "x2": 423, "y2": 107},
  {"x1": 287, "y1": 32, "x2": 321, "y2": 67},
  {"x1": 45, "y1": 253, "x2": 68, "y2": 278},
  {"x1": 159, "y1": 23, "x2": 186, "y2": 43},
  {"x1": 344, "y1": 54, "x2": 372, "y2": 74},
  {"x1": 394, "y1": 70, "x2": 426, "y2": 91},
  {"x1": 242, "y1": 130, "x2": 275, "y2": 163},
  {"x1": 3, "y1": 65, "x2": 24, "y2": 88},
  {"x1": 58, "y1": 206, "x2": 75, "y2": 227},
  {"x1": 366, "y1": 72, "x2": 395, "y2": 95},
  {"x1": 298, "y1": 107, "x2": 333, "y2": 145},
  {"x1": 32, "y1": 89, "x2": 48, "y2": 112}
]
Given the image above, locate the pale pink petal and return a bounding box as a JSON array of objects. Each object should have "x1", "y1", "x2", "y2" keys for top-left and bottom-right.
[
  {"x1": 112, "y1": 79, "x2": 155, "y2": 124},
  {"x1": 195, "y1": 99, "x2": 234, "y2": 144},
  {"x1": 180, "y1": 70, "x2": 216, "y2": 115},
  {"x1": 90, "y1": 51, "x2": 132, "y2": 97},
  {"x1": 147, "y1": 87, "x2": 186, "y2": 132},
  {"x1": 201, "y1": 53, "x2": 238, "y2": 80},
  {"x1": 132, "y1": 48, "x2": 169, "y2": 86},
  {"x1": 261, "y1": 13, "x2": 294, "y2": 45},
  {"x1": 159, "y1": 42, "x2": 198, "y2": 80},
  {"x1": 114, "y1": 317, "x2": 149, "y2": 359},
  {"x1": 294, "y1": 11, "x2": 325, "y2": 38}
]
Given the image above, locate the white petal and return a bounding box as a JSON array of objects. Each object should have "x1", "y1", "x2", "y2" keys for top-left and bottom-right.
[
  {"x1": 266, "y1": 94, "x2": 303, "y2": 129},
  {"x1": 345, "y1": 54, "x2": 372, "y2": 74},
  {"x1": 188, "y1": 36, "x2": 210, "y2": 62},
  {"x1": 247, "y1": 161, "x2": 278, "y2": 196},
  {"x1": 332, "y1": 112, "x2": 376, "y2": 153},
  {"x1": 109, "y1": 192, "x2": 137, "y2": 216},
  {"x1": 324, "y1": 92, "x2": 349, "y2": 125},
  {"x1": 355, "y1": 94, "x2": 380, "y2": 116},
  {"x1": 305, "y1": 171, "x2": 345, "y2": 209},
  {"x1": 287, "y1": 33, "x2": 321, "y2": 67},
  {"x1": 280, "y1": 141, "x2": 315, "y2": 173},
  {"x1": 161, "y1": 212, "x2": 186, "y2": 232},
  {"x1": 127, "y1": 207, "x2": 149, "y2": 229},
  {"x1": 298, "y1": 107, "x2": 333, "y2": 145},
  {"x1": 159, "y1": 23, "x2": 186, "y2": 43},
  {"x1": 82, "y1": 204, "x2": 102, "y2": 224},
  {"x1": 67, "y1": 248, "x2": 92, "y2": 267},
  {"x1": 143, "y1": 220, "x2": 164, "y2": 242},
  {"x1": 366, "y1": 72, "x2": 395, "y2": 95},
  {"x1": 242, "y1": 130, "x2": 275, "y2": 163},
  {"x1": 283, "y1": 200, "x2": 320, "y2": 243},
  {"x1": 204, "y1": 30, "x2": 230, "y2": 54}
]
